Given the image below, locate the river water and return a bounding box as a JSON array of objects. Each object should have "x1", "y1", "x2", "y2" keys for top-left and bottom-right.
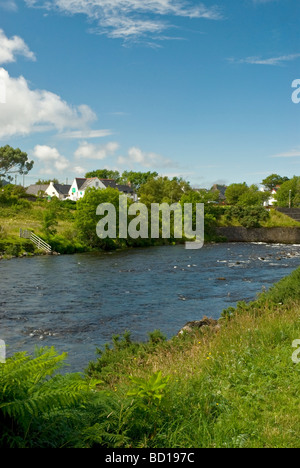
[{"x1": 1, "y1": 243, "x2": 300, "y2": 371}]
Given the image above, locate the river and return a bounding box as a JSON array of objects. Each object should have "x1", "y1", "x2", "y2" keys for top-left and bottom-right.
[{"x1": 0, "y1": 242, "x2": 300, "y2": 371}]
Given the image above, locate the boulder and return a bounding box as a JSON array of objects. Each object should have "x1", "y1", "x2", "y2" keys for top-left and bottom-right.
[{"x1": 178, "y1": 316, "x2": 220, "y2": 335}]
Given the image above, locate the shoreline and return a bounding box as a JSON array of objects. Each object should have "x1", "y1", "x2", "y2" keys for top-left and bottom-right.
[{"x1": 1, "y1": 231, "x2": 300, "y2": 261}]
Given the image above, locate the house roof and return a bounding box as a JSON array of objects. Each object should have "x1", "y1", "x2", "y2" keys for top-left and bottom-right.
[
  {"x1": 117, "y1": 184, "x2": 134, "y2": 194},
  {"x1": 26, "y1": 184, "x2": 49, "y2": 196},
  {"x1": 53, "y1": 184, "x2": 71, "y2": 195},
  {"x1": 211, "y1": 184, "x2": 227, "y2": 199},
  {"x1": 99, "y1": 179, "x2": 117, "y2": 188},
  {"x1": 75, "y1": 178, "x2": 87, "y2": 190},
  {"x1": 79, "y1": 179, "x2": 98, "y2": 191}
]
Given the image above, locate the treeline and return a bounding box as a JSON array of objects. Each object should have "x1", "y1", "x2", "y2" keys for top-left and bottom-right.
[
  {"x1": 224, "y1": 174, "x2": 300, "y2": 208},
  {"x1": 75, "y1": 181, "x2": 224, "y2": 251}
]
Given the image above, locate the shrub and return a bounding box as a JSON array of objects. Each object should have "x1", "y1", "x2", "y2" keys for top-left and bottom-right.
[
  {"x1": 0, "y1": 347, "x2": 102, "y2": 448},
  {"x1": 225, "y1": 206, "x2": 269, "y2": 228}
]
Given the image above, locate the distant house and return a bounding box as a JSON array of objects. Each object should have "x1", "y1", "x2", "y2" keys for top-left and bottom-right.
[
  {"x1": 260, "y1": 185, "x2": 280, "y2": 207},
  {"x1": 46, "y1": 182, "x2": 71, "y2": 200},
  {"x1": 115, "y1": 184, "x2": 137, "y2": 201},
  {"x1": 211, "y1": 184, "x2": 227, "y2": 202},
  {"x1": 68, "y1": 177, "x2": 137, "y2": 201},
  {"x1": 68, "y1": 178, "x2": 115, "y2": 201},
  {"x1": 26, "y1": 182, "x2": 71, "y2": 200},
  {"x1": 26, "y1": 184, "x2": 49, "y2": 197}
]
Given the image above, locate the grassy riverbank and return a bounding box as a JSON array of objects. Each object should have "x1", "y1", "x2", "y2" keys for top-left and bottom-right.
[{"x1": 1, "y1": 266, "x2": 300, "y2": 448}]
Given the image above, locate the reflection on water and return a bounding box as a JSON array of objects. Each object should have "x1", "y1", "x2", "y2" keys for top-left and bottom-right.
[{"x1": 0, "y1": 243, "x2": 299, "y2": 371}]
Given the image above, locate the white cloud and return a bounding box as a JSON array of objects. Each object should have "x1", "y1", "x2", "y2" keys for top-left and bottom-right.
[
  {"x1": 73, "y1": 165, "x2": 87, "y2": 175},
  {"x1": 0, "y1": 68, "x2": 97, "y2": 138},
  {"x1": 33, "y1": 145, "x2": 70, "y2": 173},
  {"x1": 60, "y1": 129, "x2": 113, "y2": 139},
  {"x1": 74, "y1": 141, "x2": 120, "y2": 160},
  {"x1": 271, "y1": 149, "x2": 300, "y2": 158},
  {"x1": 25, "y1": 0, "x2": 222, "y2": 42},
  {"x1": 118, "y1": 146, "x2": 175, "y2": 168},
  {"x1": 0, "y1": 29, "x2": 36, "y2": 64},
  {"x1": 228, "y1": 54, "x2": 300, "y2": 66}
]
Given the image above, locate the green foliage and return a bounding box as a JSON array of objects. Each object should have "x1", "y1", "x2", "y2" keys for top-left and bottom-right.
[
  {"x1": 225, "y1": 183, "x2": 249, "y2": 205},
  {"x1": 275, "y1": 176, "x2": 300, "y2": 207},
  {"x1": 0, "y1": 347, "x2": 102, "y2": 448},
  {"x1": 85, "y1": 169, "x2": 121, "y2": 182},
  {"x1": 139, "y1": 176, "x2": 191, "y2": 206},
  {"x1": 262, "y1": 174, "x2": 289, "y2": 191},
  {"x1": 258, "y1": 266, "x2": 300, "y2": 304},
  {"x1": 225, "y1": 206, "x2": 269, "y2": 228},
  {"x1": 0, "y1": 185, "x2": 32, "y2": 208},
  {"x1": 121, "y1": 171, "x2": 158, "y2": 190},
  {"x1": 225, "y1": 183, "x2": 268, "y2": 207},
  {"x1": 35, "y1": 178, "x2": 59, "y2": 185},
  {"x1": 0, "y1": 145, "x2": 34, "y2": 180},
  {"x1": 127, "y1": 371, "x2": 170, "y2": 408},
  {"x1": 76, "y1": 186, "x2": 129, "y2": 250}
]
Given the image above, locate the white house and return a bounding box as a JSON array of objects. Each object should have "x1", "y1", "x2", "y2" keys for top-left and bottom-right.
[
  {"x1": 68, "y1": 177, "x2": 137, "y2": 202},
  {"x1": 45, "y1": 182, "x2": 71, "y2": 200},
  {"x1": 68, "y1": 178, "x2": 115, "y2": 201},
  {"x1": 260, "y1": 186, "x2": 279, "y2": 207},
  {"x1": 26, "y1": 182, "x2": 71, "y2": 200}
]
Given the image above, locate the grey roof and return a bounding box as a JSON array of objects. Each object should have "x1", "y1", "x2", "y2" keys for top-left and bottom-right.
[
  {"x1": 79, "y1": 179, "x2": 96, "y2": 191},
  {"x1": 26, "y1": 184, "x2": 49, "y2": 196},
  {"x1": 100, "y1": 179, "x2": 117, "y2": 188},
  {"x1": 53, "y1": 184, "x2": 71, "y2": 196},
  {"x1": 117, "y1": 184, "x2": 134, "y2": 194},
  {"x1": 211, "y1": 184, "x2": 227, "y2": 200},
  {"x1": 76, "y1": 178, "x2": 117, "y2": 191},
  {"x1": 75, "y1": 178, "x2": 87, "y2": 190}
]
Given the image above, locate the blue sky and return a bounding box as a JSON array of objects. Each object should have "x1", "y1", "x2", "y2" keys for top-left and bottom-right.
[{"x1": 0, "y1": 0, "x2": 299, "y2": 188}]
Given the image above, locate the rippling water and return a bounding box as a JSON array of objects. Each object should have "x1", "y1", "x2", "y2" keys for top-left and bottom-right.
[{"x1": 1, "y1": 243, "x2": 300, "y2": 371}]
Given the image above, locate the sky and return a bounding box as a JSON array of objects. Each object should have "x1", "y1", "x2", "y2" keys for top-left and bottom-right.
[{"x1": 0, "y1": 0, "x2": 299, "y2": 188}]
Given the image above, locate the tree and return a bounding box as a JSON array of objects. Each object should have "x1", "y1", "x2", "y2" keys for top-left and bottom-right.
[
  {"x1": 35, "y1": 179, "x2": 59, "y2": 185},
  {"x1": 121, "y1": 171, "x2": 158, "y2": 190},
  {"x1": 237, "y1": 185, "x2": 269, "y2": 207},
  {"x1": 262, "y1": 174, "x2": 289, "y2": 191},
  {"x1": 275, "y1": 176, "x2": 300, "y2": 207},
  {"x1": 0, "y1": 145, "x2": 34, "y2": 181},
  {"x1": 42, "y1": 198, "x2": 60, "y2": 238},
  {"x1": 85, "y1": 169, "x2": 121, "y2": 182},
  {"x1": 139, "y1": 176, "x2": 191, "y2": 206},
  {"x1": 76, "y1": 186, "x2": 130, "y2": 249},
  {"x1": 225, "y1": 183, "x2": 249, "y2": 205}
]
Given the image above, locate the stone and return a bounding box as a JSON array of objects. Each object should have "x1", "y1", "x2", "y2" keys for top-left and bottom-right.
[{"x1": 178, "y1": 316, "x2": 220, "y2": 335}]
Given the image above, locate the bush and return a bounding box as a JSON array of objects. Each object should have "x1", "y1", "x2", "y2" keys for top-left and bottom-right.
[
  {"x1": 0, "y1": 347, "x2": 102, "y2": 448},
  {"x1": 225, "y1": 206, "x2": 269, "y2": 228}
]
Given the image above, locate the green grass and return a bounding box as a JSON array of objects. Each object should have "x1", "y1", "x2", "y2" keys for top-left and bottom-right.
[
  {"x1": 261, "y1": 209, "x2": 300, "y2": 227},
  {"x1": 0, "y1": 200, "x2": 87, "y2": 256},
  {"x1": 218, "y1": 208, "x2": 300, "y2": 228}
]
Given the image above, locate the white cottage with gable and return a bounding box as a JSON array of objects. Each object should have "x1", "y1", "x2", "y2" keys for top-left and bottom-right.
[{"x1": 68, "y1": 178, "x2": 117, "y2": 201}]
